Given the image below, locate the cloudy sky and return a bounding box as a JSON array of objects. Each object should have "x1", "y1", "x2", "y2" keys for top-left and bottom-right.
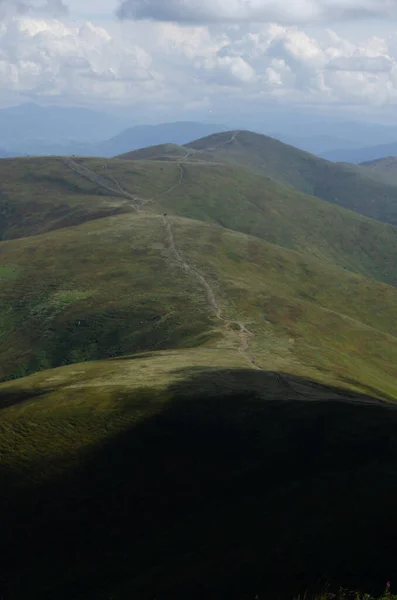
[{"x1": 1, "y1": 0, "x2": 397, "y2": 123}]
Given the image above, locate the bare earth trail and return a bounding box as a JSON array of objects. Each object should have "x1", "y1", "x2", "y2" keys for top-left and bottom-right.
[
  {"x1": 59, "y1": 157, "x2": 143, "y2": 210},
  {"x1": 58, "y1": 138, "x2": 389, "y2": 403},
  {"x1": 58, "y1": 133, "x2": 278, "y2": 369},
  {"x1": 162, "y1": 215, "x2": 257, "y2": 367},
  {"x1": 157, "y1": 130, "x2": 259, "y2": 366}
]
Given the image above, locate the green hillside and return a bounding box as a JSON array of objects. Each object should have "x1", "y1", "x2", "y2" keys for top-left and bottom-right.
[
  {"x1": 179, "y1": 130, "x2": 397, "y2": 226},
  {"x1": 0, "y1": 157, "x2": 134, "y2": 239},
  {"x1": 118, "y1": 142, "x2": 193, "y2": 161},
  {"x1": 50, "y1": 155, "x2": 397, "y2": 287},
  {"x1": 2, "y1": 350, "x2": 397, "y2": 600},
  {"x1": 1, "y1": 210, "x2": 397, "y2": 398},
  {"x1": 358, "y1": 157, "x2": 397, "y2": 186},
  {"x1": 2, "y1": 155, "x2": 397, "y2": 287},
  {"x1": 1, "y1": 144, "x2": 397, "y2": 600}
]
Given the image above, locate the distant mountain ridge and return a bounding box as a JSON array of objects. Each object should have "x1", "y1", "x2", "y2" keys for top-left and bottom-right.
[
  {"x1": 321, "y1": 141, "x2": 397, "y2": 163},
  {"x1": 0, "y1": 103, "x2": 128, "y2": 149},
  {"x1": 5, "y1": 102, "x2": 397, "y2": 159},
  {"x1": 357, "y1": 156, "x2": 397, "y2": 186},
  {"x1": 269, "y1": 132, "x2": 366, "y2": 155},
  {"x1": 0, "y1": 108, "x2": 228, "y2": 157}
]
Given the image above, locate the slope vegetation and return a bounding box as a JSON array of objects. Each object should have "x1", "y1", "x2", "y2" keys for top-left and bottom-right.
[
  {"x1": 0, "y1": 157, "x2": 133, "y2": 239},
  {"x1": 1, "y1": 209, "x2": 397, "y2": 399},
  {"x1": 358, "y1": 156, "x2": 397, "y2": 186},
  {"x1": 1, "y1": 350, "x2": 397, "y2": 600},
  {"x1": 110, "y1": 154, "x2": 397, "y2": 287},
  {"x1": 1, "y1": 146, "x2": 397, "y2": 600},
  {"x1": 3, "y1": 155, "x2": 397, "y2": 287},
  {"x1": 177, "y1": 130, "x2": 397, "y2": 226}
]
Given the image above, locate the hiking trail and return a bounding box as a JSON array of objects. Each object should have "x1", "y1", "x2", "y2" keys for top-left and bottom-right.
[
  {"x1": 61, "y1": 132, "x2": 260, "y2": 368},
  {"x1": 162, "y1": 215, "x2": 257, "y2": 368}
]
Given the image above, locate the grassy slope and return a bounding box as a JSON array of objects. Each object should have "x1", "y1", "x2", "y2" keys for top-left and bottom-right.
[
  {"x1": 0, "y1": 213, "x2": 215, "y2": 380},
  {"x1": 117, "y1": 143, "x2": 192, "y2": 160},
  {"x1": 181, "y1": 130, "x2": 397, "y2": 226},
  {"x1": 3, "y1": 155, "x2": 397, "y2": 288},
  {"x1": 1, "y1": 351, "x2": 397, "y2": 600},
  {"x1": 0, "y1": 157, "x2": 135, "y2": 239},
  {"x1": 1, "y1": 152, "x2": 397, "y2": 599},
  {"x1": 358, "y1": 157, "x2": 397, "y2": 186},
  {"x1": 107, "y1": 157, "x2": 397, "y2": 288},
  {"x1": 0, "y1": 211, "x2": 397, "y2": 399}
]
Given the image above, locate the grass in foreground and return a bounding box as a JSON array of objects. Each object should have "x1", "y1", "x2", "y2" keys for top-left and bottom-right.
[{"x1": 0, "y1": 353, "x2": 397, "y2": 599}]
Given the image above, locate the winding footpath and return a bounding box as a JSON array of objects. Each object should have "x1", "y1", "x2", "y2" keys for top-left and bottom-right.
[
  {"x1": 162, "y1": 215, "x2": 257, "y2": 367},
  {"x1": 58, "y1": 134, "x2": 390, "y2": 404},
  {"x1": 59, "y1": 157, "x2": 142, "y2": 210},
  {"x1": 157, "y1": 131, "x2": 259, "y2": 366},
  {"x1": 60, "y1": 132, "x2": 258, "y2": 366}
]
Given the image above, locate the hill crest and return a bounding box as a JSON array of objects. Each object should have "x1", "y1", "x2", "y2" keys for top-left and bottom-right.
[{"x1": 119, "y1": 128, "x2": 397, "y2": 227}]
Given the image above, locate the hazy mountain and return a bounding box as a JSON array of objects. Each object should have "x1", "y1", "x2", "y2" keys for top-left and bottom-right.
[
  {"x1": 95, "y1": 121, "x2": 229, "y2": 157},
  {"x1": 269, "y1": 133, "x2": 365, "y2": 156},
  {"x1": 0, "y1": 149, "x2": 15, "y2": 158},
  {"x1": 321, "y1": 140, "x2": 397, "y2": 163},
  {"x1": 358, "y1": 156, "x2": 397, "y2": 186},
  {"x1": 5, "y1": 119, "x2": 229, "y2": 157},
  {"x1": 0, "y1": 103, "x2": 128, "y2": 150}
]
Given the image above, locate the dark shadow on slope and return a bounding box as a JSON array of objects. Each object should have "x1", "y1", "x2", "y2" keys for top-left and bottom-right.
[
  {"x1": 1, "y1": 367, "x2": 397, "y2": 600},
  {"x1": 0, "y1": 386, "x2": 52, "y2": 409}
]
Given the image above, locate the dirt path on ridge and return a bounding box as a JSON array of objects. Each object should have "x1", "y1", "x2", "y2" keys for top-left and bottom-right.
[
  {"x1": 58, "y1": 138, "x2": 389, "y2": 401},
  {"x1": 162, "y1": 215, "x2": 257, "y2": 367}
]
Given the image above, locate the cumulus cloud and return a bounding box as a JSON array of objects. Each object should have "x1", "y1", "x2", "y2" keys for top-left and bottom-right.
[
  {"x1": 327, "y1": 55, "x2": 393, "y2": 72},
  {"x1": 0, "y1": 0, "x2": 67, "y2": 17},
  {"x1": 2, "y1": 12, "x2": 397, "y2": 115},
  {"x1": 0, "y1": 17, "x2": 161, "y2": 105},
  {"x1": 115, "y1": 0, "x2": 397, "y2": 25}
]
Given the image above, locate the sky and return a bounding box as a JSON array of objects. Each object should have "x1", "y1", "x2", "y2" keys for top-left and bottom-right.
[{"x1": 2, "y1": 0, "x2": 397, "y2": 124}]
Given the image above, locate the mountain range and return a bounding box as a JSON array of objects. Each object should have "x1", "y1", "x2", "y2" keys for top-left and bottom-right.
[
  {"x1": 1, "y1": 129, "x2": 397, "y2": 600},
  {"x1": 5, "y1": 103, "x2": 397, "y2": 161},
  {"x1": 322, "y1": 140, "x2": 397, "y2": 163}
]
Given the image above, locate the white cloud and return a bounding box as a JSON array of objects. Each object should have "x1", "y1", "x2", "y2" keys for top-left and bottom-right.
[
  {"x1": 115, "y1": 0, "x2": 397, "y2": 25},
  {"x1": 2, "y1": 12, "x2": 397, "y2": 117},
  {"x1": 0, "y1": 0, "x2": 67, "y2": 18},
  {"x1": 327, "y1": 55, "x2": 392, "y2": 71},
  {"x1": 0, "y1": 16, "x2": 163, "y2": 104}
]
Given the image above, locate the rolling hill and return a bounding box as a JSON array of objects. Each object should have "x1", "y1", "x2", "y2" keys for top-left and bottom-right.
[
  {"x1": 1, "y1": 208, "x2": 397, "y2": 398},
  {"x1": 1, "y1": 155, "x2": 397, "y2": 288},
  {"x1": 120, "y1": 130, "x2": 397, "y2": 227},
  {"x1": 1, "y1": 141, "x2": 397, "y2": 599},
  {"x1": 358, "y1": 156, "x2": 397, "y2": 187}
]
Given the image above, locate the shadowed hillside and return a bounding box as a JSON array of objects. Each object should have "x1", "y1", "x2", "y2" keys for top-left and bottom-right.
[
  {"x1": 1, "y1": 355, "x2": 397, "y2": 599},
  {"x1": 1, "y1": 136, "x2": 397, "y2": 600}
]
